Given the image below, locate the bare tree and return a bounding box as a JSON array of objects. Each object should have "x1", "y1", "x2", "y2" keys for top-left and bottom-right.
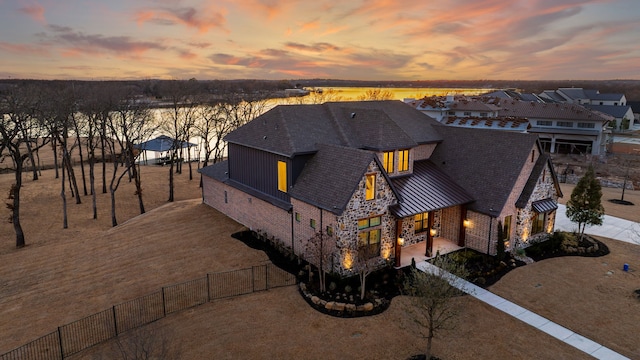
[
  {"x1": 303, "y1": 231, "x2": 336, "y2": 293},
  {"x1": 403, "y1": 256, "x2": 469, "y2": 360},
  {"x1": 108, "y1": 326, "x2": 181, "y2": 360},
  {"x1": 105, "y1": 90, "x2": 155, "y2": 226},
  {"x1": 0, "y1": 83, "x2": 50, "y2": 247},
  {"x1": 357, "y1": 88, "x2": 395, "y2": 101}
]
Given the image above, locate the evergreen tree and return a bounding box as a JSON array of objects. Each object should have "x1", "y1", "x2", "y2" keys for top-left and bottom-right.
[
  {"x1": 496, "y1": 220, "x2": 506, "y2": 262},
  {"x1": 566, "y1": 165, "x2": 604, "y2": 240}
]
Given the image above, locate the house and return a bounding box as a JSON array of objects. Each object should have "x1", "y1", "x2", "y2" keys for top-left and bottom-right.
[
  {"x1": 493, "y1": 99, "x2": 613, "y2": 155},
  {"x1": 199, "y1": 101, "x2": 562, "y2": 277},
  {"x1": 539, "y1": 88, "x2": 627, "y2": 106}
]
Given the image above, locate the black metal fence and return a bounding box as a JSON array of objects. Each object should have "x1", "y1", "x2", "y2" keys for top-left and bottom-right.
[{"x1": 0, "y1": 263, "x2": 296, "y2": 360}]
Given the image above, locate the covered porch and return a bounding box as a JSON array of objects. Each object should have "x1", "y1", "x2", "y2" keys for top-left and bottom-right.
[{"x1": 396, "y1": 237, "x2": 463, "y2": 268}]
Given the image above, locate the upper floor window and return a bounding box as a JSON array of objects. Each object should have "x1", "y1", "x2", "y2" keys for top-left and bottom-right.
[
  {"x1": 365, "y1": 174, "x2": 375, "y2": 200},
  {"x1": 577, "y1": 122, "x2": 595, "y2": 129},
  {"x1": 414, "y1": 212, "x2": 429, "y2": 234},
  {"x1": 277, "y1": 161, "x2": 287, "y2": 193},
  {"x1": 399, "y1": 150, "x2": 409, "y2": 172},
  {"x1": 463, "y1": 112, "x2": 471, "y2": 116},
  {"x1": 537, "y1": 120, "x2": 552, "y2": 126},
  {"x1": 557, "y1": 121, "x2": 573, "y2": 127},
  {"x1": 480, "y1": 112, "x2": 488, "y2": 117},
  {"x1": 448, "y1": 111, "x2": 455, "y2": 115},
  {"x1": 383, "y1": 151, "x2": 394, "y2": 173}
]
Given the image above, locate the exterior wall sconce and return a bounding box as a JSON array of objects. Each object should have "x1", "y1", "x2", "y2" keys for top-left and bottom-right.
[
  {"x1": 430, "y1": 228, "x2": 437, "y2": 237},
  {"x1": 463, "y1": 219, "x2": 470, "y2": 228},
  {"x1": 397, "y1": 237, "x2": 405, "y2": 246}
]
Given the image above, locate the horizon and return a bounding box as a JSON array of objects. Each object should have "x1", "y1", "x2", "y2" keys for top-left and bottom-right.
[{"x1": 1, "y1": 1, "x2": 639, "y2": 81}]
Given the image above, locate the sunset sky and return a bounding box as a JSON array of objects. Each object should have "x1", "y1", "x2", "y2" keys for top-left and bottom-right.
[{"x1": 1, "y1": 0, "x2": 639, "y2": 81}]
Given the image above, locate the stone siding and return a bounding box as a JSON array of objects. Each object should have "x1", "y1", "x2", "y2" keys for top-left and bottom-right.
[
  {"x1": 334, "y1": 160, "x2": 398, "y2": 277},
  {"x1": 514, "y1": 162, "x2": 559, "y2": 249}
]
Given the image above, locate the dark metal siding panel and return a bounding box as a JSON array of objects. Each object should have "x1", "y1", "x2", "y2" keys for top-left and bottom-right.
[
  {"x1": 291, "y1": 154, "x2": 313, "y2": 185},
  {"x1": 227, "y1": 144, "x2": 290, "y2": 202}
]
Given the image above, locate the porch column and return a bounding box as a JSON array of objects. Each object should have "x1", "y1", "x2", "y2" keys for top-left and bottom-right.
[
  {"x1": 458, "y1": 205, "x2": 467, "y2": 247},
  {"x1": 426, "y1": 212, "x2": 434, "y2": 256}
]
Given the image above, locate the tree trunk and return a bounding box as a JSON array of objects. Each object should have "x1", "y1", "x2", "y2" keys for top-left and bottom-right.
[
  {"x1": 64, "y1": 151, "x2": 81, "y2": 204},
  {"x1": 426, "y1": 322, "x2": 434, "y2": 360},
  {"x1": 61, "y1": 157, "x2": 68, "y2": 229},
  {"x1": 168, "y1": 158, "x2": 175, "y2": 202},
  {"x1": 101, "y1": 130, "x2": 107, "y2": 194},
  {"x1": 110, "y1": 187, "x2": 117, "y2": 227},
  {"x1": 133, "y1": 163, "x2": 145, "y2": 214},
  {"x1": 12, "y1": 160, "x2": 26, "y2": 248},
  {"x1": 75, "y1": 137, "x2": 88, "y2": 196},
  {"x1": 52, "y1": 137, "x2": 60, "y2": 179},
  {"x1": 89, "y1": 155, "x2": 97, "y2": 219}
]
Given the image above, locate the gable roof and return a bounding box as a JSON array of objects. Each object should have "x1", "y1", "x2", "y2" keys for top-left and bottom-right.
[
  {"x1": 515, "y1": 154, "x2": 563, "y2": 208},
  {"x1": 584, "y1": 104, "x2": 633, "y2": 119},
  {"x1": 495, "y1": 99, "x2": 611, "y2": 122},
  {"x1": 224, "y1": 100, "x2": 442, "y2": 157},
  {"x1": 288, "y1": 143, "x2": 397, "y2": 215},
  {"x1": 429, "y1": 125, "x2": 540, "y2": 216},
  {"x1": 390, "y1": 160, "x2": 474, "y2": 218}
]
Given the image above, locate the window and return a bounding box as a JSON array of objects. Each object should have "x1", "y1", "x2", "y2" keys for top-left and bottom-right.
[
  {"x1": 531, "y1": 213, "x2": 545, "y2": 234},
  {"x1": 537, "y1": 120, "x2": 552, "y2": 126},
  {"x1": 463, "y1": 111, "x2": 471, "y2": 116},
  {"x1": 224, "y1": 191, "x2": 228, "y2": 204},
  {"x1": 503, "y1": 215, "x2": 512, "y2": 241},
  {"x1": 383, "y1": 151, "x2": 394, "y2": 173},
  {"x1": 326, "y1": 226, "x2": 333, "y2": 236},
  {"x1": 277, "y1": 161, "x2": 287, "y2": 192},
  {"x1": 414, "y1": 212, "x2": 429, "y2": 233},
  {"x1": 358, "y1": 216, "x2": 382, "y2": 258},
  {"x1": 480, "y1": 112, "x2": 488, "y2": 117},
  {"x1": 310, "y1": 219, "x2": 316, "y2": 229},
  {"x1": 577, "y1": 122, "x2": 595, "y2": 129},
  {"x1": 365, "y1": 174, "x2": 375, "y2": 200},
  {"x1": 448, "y1": 111, "x2": 455, "y2": 115},
  {"x1": 399, "y1": 150, "x2": 409, "y2": 172},
  {"x1": 531, "y1": 149, "x2": 535, "y2": 163},
  {"x1": 557, "y1": 121, "x2": 573, "y2": 127},
  {"x1": 295, "y1": 212, "x2": 301, "y2": 222}
]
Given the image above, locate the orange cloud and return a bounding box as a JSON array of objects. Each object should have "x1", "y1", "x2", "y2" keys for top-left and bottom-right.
[
  {"x1": 134, "y1": 5, "x2": 228, "y2": 34},
  {"x1": 0, "y1": 42, "x2": 49, "y2": 56}
]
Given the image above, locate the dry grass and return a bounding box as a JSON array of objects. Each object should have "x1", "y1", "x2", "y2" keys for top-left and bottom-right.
[
  {"x1": 1, "y1": 163, "x2": 639, "y2": 359},
  {"x1": 559, "y1": 183, "x2": 640, "y2": 223}
]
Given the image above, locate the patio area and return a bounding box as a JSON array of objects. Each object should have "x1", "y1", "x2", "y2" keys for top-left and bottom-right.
[{"x1": 397, "y1": 238, "x2": 462, "y2": 268}]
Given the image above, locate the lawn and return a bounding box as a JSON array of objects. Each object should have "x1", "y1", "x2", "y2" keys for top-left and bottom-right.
[{"x1": 1, "y1": 164, "x2": 639, "y2": 359}]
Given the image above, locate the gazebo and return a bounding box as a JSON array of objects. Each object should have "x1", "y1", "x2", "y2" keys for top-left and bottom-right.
[{"x1": 136, "y1": 135, "x2": 197, "y2": 165}]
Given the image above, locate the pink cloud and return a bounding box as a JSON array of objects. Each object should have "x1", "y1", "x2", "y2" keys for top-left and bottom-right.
[
  {"x1": 18, "y1": 3, "x2": 45, "y2": 23},
  {"x1": 0, "y1": 42, "x2": 49, "y2": 56}
]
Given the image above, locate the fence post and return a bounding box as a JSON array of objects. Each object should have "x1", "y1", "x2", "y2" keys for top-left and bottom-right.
[
  {"x1": 265, "y1": 264, "x2": 269, "y2": 289},
  {"x1": 57, "y1": 327, "x2": 64, "y2": 359},
  {"x1": 251, "y1": 267, "x2": 255, "y2": 292},
  {"x1": 161, "y1": 287, "x2": 167, "y2": 317},
  {"x1": 112, "y1": 306, "x2": 118, "y2": 336},
  {"x1": 206, "y1": 273, "x2": 211, "y2": 302}
]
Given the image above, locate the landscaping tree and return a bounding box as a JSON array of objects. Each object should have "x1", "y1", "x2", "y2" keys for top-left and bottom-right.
[
  {"x1": 355, "y1": 246, "x2": 377, "y2": 300},
  {"x1": 357, "y1": 88, "x2": 394, "y2": 101},
  {"x1": 566, "y1": 165, "x2": 604, "y2": 241},
  {"x1": 303, "y1": 231, "x2": 336, "y2": 293},
  {"x1": 403, "y1": 255, "x2": 468, "y2": 360},
  {"x1": 496, "y1": 220, "x2": 506, "y2": 262}
]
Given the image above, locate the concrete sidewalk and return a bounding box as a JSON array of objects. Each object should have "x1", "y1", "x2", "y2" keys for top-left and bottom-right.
[
  {"x1": 415, "y1": 261, "x2": 631, "y2": 360},
  {"x1": 554, "y1": 204, "x2": 640, "y2": 244}
]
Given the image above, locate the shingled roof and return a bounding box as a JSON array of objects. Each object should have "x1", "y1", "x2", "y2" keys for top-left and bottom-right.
[
  {"x1": 429, "y1": 125, "x2": 540, "y2": 216},
  {"x1": 515, "y1": 154, "x2": 563, "y2": 208},
  {"x1": 288, "y1": 143, "x2": 397, "y2": 215},
  {"x1": 224, "y1": 100, "x2": 441, "y2": 157}
]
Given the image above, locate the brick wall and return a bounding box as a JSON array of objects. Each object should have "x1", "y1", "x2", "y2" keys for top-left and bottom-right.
[
  {"x1": 412, "y1": 143, "x2": 438, "y2": 161},
  {"x1": 464, "y1": 211, "x2": 496, "y2": 255}
]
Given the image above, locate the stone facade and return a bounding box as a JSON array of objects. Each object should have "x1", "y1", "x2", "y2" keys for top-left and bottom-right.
[
  {"x1": 514, "y1": 163, "x2": 560, "y2": 249},
  {"x1": 334, "y1": 160, "x2": 398, "y2": 277}
]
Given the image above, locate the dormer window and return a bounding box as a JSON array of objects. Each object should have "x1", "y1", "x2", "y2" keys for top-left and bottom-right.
[
  {"x1": 383, "y1": 151, "x2": 394, "y2": 173},
  {"x1": 399, "y1": 150, "x2": 409, "y2": 172}
]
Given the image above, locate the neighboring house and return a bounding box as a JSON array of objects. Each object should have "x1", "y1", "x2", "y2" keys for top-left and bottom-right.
[
  {"x1": 494, "y1": 99, "x2": 613, "y2": 155},
  {"x1": 584, "y1": 104, "x2": 635, "y2": 131},
  {"x1": 539, "y1": 88, "x2": 627, "y2": 106},
  {"x1": 628, "y1": 101, "x2": 640, "y2": 126},
  {"x1": 199, "y1": 101, "x2": 562, "y2": 277}
]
